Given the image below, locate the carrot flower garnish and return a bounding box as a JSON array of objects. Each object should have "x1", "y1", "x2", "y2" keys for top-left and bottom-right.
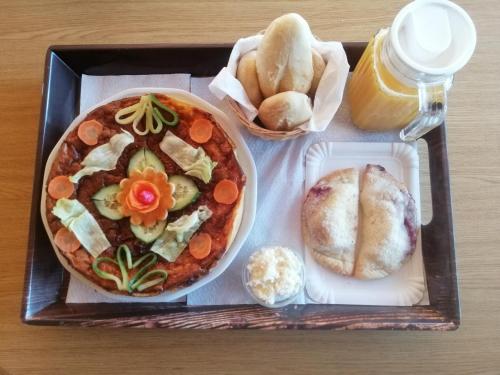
[{"x1": 116, "y1": 167, "x2": 175, "y2": 227}]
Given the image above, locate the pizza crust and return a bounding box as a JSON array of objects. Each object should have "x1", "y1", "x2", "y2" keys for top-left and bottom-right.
[{"x1": 227, "y1": 188, "x2": 245, "y2": 249}]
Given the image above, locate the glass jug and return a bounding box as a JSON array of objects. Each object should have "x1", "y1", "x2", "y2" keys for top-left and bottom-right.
[{"x1": 348, "y1": 0, "x2": 476, "y2": 141}]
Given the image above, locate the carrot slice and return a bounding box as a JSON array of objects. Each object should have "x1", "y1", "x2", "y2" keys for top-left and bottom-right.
[
  {"x1": 78, "y1": 120, "x2": 103, "y2": 146},
  {"x1": 189, "y1": 233, "x2": 212, "y2": 260},
  {"x1": 54, "y1": 227, "x2": 80, "y2": 253},
  {"x1": 48, "y1": 175, "x2": 75, "y2": 199},
  {"x1": 213, "y1": 179, "x2": 239, "y2": 204},
  {"x1": 189, "y1": 118, "x2": 214, "y2": 144}
]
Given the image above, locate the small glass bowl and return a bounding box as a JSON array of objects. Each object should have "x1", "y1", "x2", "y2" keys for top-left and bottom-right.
[{"x1": 242, "y1": 246, "x2": 305, "y2": 308}]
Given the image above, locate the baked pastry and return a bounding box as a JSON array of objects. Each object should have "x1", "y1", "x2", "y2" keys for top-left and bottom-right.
[
  {"x1": 354, "y1": 164, "x2": 418, "y2": 279},
  {"x1": 309, "y1": 49, "x2": 326, "y2": 96},
  {"x1": 236, "y1": 51, "x2": 264, "y2": 108},
  {"x1": 302, "y1": 165, "x2": 418, "y2": 280},
  {"x1": 302, "y1": 168, "x2": 359, "y2": 276},
  {"x1": 258, "y1": 91, "x2": 312, "y2": 131},
  {"x1": 256, "y1": 13, "x2": 314, "y2": 98}
]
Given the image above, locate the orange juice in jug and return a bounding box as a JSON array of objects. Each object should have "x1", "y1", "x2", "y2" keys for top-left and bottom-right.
[
  {"x1": 348, "y1": 0, "x2": 476, "y2": 141},
  {"x1": 348, "y1": 29, "x2": 418, "y2": 131}
]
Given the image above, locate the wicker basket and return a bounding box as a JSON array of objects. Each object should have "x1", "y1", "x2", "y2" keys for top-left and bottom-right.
[
  {"x1": 226, "y1": 97, "x2": 309, "y2": 141},
  {"x1": 223, "y1": 32, "x2": 331, "y2": 141}
]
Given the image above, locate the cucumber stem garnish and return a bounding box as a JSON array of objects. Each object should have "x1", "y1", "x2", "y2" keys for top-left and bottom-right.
[
  {"x1": 149, "y1": 94, "x2": 179, "y2": 126},
  {"x1": 92, "y1": 244, "x2": 168, "y2": 293},
  {"x1": 114, "y1": 94, "x2": 179, "y2": 136}
]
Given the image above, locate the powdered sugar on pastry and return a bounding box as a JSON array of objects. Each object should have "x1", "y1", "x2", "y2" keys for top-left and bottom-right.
[
  {"x1": 354, "y1": 164, "x2": 418, "y2": 279},
  {"x1": 303, "y1": 164, "x2": 418, "y2": 280},
  {"x1": 302, "y1": 168, "x2": 359, "y2": 276}
]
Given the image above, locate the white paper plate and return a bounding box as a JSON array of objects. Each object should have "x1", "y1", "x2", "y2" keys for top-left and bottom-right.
[
  {"x1": 304, "y1": 142, "x2": 428, "y2": 306},
  {"x1": 40, "y1": 87, "x2": 257, "y2": 302}
]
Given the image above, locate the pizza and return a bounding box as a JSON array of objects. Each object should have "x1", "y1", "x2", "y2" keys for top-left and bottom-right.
[
  {"x1": 42, "y1": 93, "x2": 246, "y2": 296},
  {"x1": 302, "y1": 164, "x2": 418, "y2": 279}
]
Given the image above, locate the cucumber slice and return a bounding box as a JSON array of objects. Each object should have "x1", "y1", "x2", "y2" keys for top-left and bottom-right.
[
  {"x1": 170, "y1": 175, "x2": 201, "y2": 212},
  {"x1": 92, "y1": 184, "x2": 124, "y2": 220},
  {"x1": 128, "y1": 148, "x2": 165, "y2": 176},
  {"x1": 130, "y1": 220, "x2": 167, "y2": 243}
]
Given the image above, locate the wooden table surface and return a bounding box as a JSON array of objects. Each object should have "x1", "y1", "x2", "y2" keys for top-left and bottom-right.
[{"x1": 1, "y1": 0, "x2": 499, "y2": 374}]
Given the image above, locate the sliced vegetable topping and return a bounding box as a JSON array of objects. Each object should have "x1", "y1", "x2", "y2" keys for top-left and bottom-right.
[
  {"x1": 52, "y1": 198, "x2": 111, "y2": 257},
  {"x1": 54, "y1": 227, "x2": 81, "y2": 253},
  {"x1": 92, "y1": 184, "x2": 124, "y2": 220},
  {"x1": 151, "y1": 205, "x2": 212, "y2": 262},
  {"x1": 114, "y1": 94, "x2": 179, "y2": 136},
  {"x1": 189, "y1": 233, "x2": 212, "y2": 260},
  {"x1": 130, "y1": 220, "x2": 167, "y2": 244},
  {"x1": 114, "y1": 95, "x2": 148, "y2": 135},
  {"x1": 149, "y1": 94, "x2": 179, "y2": 126},
  {"x1": 70, "y1": 131, "x2": 134, "y2": 183},
  {"x1": 213, "y1": 179, "x2": 239, "y2": 204},
  {"x1": 92, "y1": 257, "x2": 124, "y2": 290},
  {"x1": 132, "y1": 270, "x2": 169, "y2": 292},
  {"x1": 127, "y1": 148, "x2": 165, "y2": 176},
  {"x1": 48, "y1": 175, "x2": 75, "y2": 199},
  {"x1": 189, "y1": 118, "x2": 214, "y2": 144},
  {"x1": 117, "y1": 167, "x2": 175, "y2": 227},
  {"x1": 159, "y1": 131, "x2": 217, "y2": 184},
  {"x1": 129, "y1": 181, "x2": 160, "y2": 211},
  {"x1": 92, "y1": 244, "x2": 168, "y2": 293},
  {"x1": 170, "y1": 175, "x2": 200, "y2": 212},
  {"x1": 77, "y1": 119, "x2": 103, "y2": 146}
]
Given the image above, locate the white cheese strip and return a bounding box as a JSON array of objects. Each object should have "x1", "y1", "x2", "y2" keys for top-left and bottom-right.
[
  {"x1": 159, "y1": 131, "x2": 217, "y2": 183},
  {"x1": 151, "y1": 205, "x2": 212, "y2": 262},
  {"x1": 52, "y1": 198, "x2": 111, "y2": 257},
  {"x1": 70, "y1": 130, "x2": 134, "y2": 183}
]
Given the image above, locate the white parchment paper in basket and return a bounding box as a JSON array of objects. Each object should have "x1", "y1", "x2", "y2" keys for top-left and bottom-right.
[{"x1": 208, "y1": 34, "x2": 350, "y2": 131}]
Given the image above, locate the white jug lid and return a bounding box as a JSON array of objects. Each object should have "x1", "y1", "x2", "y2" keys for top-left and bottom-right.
[{"x1": 390, "y1": 0, "x2": 476, "y2": 76}]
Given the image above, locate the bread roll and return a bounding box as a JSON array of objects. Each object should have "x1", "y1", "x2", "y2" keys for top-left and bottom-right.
[
  {"x1": 258, "y1": 91, "x2": 312, "y2": 131},
  {"x1": 236, "y1": 51, "x2": 264, "y2": 108},
  {"x1": 309, "y1": 49, "x2": 326, "y2": 96},
  {"x1": 256, "y1": 13, "x2": 314, "y2": 98}
]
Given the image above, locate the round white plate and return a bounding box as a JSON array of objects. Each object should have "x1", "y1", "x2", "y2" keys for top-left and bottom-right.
[{"x1": 40, "y1": 87, "x2": 257, "y2": 302}]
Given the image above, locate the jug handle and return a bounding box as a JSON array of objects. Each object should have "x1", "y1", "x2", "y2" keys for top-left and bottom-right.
[{"x1": 400, "y1": 78, "x2": 452, "y2": 141}]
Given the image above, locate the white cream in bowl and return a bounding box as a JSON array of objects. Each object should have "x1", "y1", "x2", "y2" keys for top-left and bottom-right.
[{"x1": 244, "y1": 246, "x2": 304, "y2": 307}]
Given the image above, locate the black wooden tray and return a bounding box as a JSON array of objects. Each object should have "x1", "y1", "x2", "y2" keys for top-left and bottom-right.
[{"x1": 21, "y1": 43, "x2": 459, "y2": 329}]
